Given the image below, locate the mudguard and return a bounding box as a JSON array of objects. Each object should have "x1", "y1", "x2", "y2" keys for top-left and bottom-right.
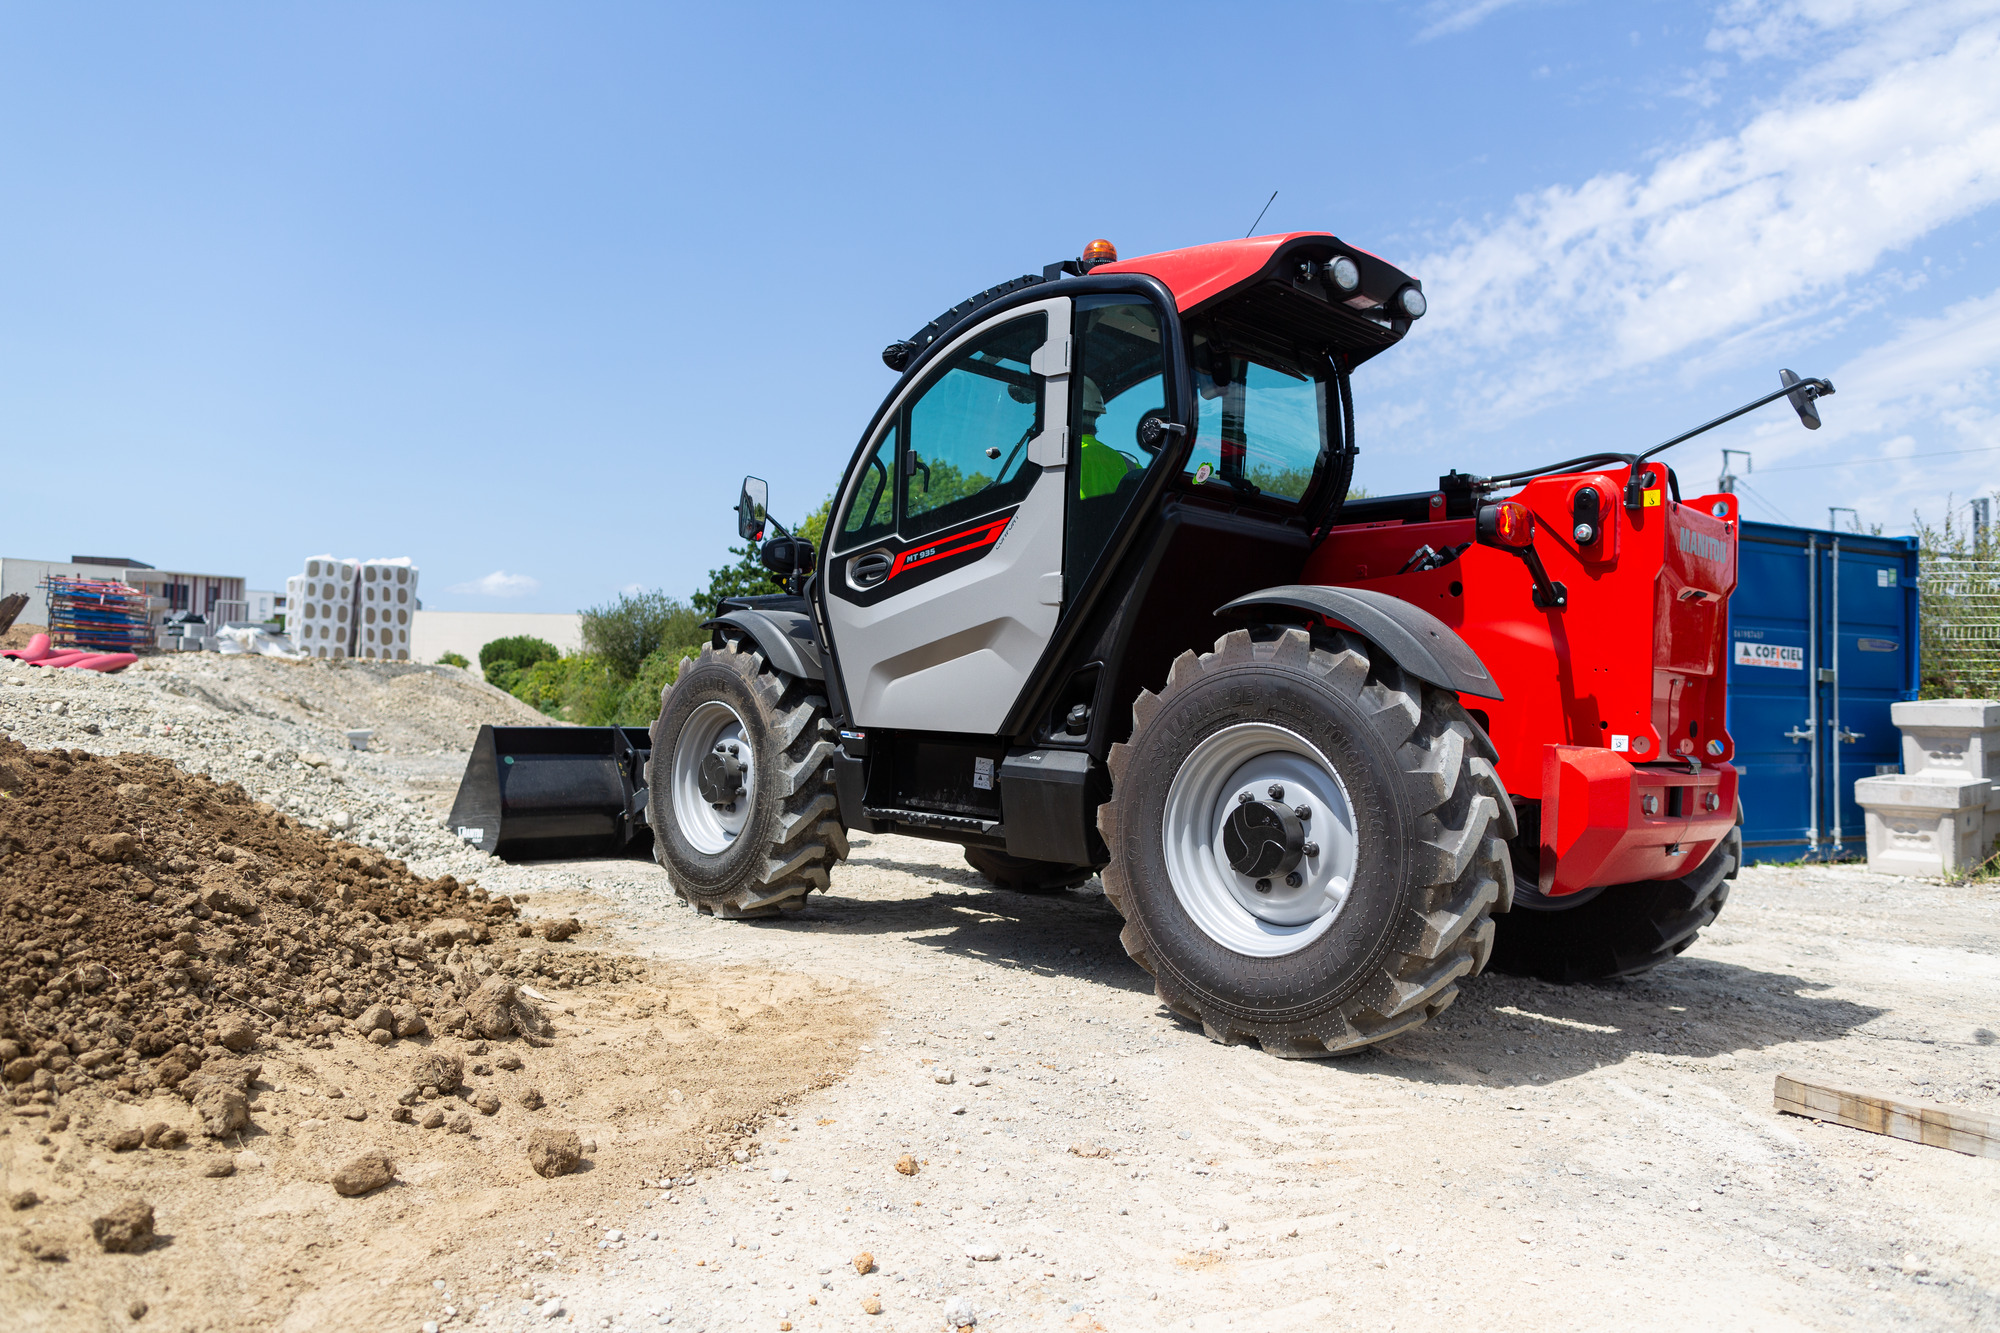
[
  {"x1": 1217, "y1": 583, "x2": 1503, "y2": 701},
  {"x1": 705, "y1": 607, "x2": 826, "y2": 682}
]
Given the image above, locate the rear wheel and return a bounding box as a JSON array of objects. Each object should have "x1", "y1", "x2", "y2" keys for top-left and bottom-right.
[
  {"x1": 963, "y1": 847, "x2": 1096, "y2": 894},
  {"x1": 649, "y1": 637, "x2": 847, "y2": 917},
  {"x1": 1099, "y1": 626, "x2": 1516, "y2": 1057},
  {"x1": 1487, "y1": 816, "x2": 1740, "y2": 982}
]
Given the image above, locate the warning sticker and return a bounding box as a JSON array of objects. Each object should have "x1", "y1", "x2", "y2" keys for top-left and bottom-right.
[
  {"x1": 1735, "y1": 640, "x2": 1804, "y2": 670},
  {"x1": 973, "y1": 756, "x2": 996, "y2": 791}
]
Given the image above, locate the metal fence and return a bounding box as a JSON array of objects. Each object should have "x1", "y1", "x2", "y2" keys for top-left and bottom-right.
[{"x1": 1921, "y1": 556, "x2": 2000, "y2": 697}]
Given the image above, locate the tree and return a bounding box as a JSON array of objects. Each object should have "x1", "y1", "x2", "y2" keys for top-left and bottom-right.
[
  {"x1": 580, "y1": 590, "x2": 707, "y2": 681},
  {"x1": 478, "y1": 635, "x2": 558, "y2": 690}
]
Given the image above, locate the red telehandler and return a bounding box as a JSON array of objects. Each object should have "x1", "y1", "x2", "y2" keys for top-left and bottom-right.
[{"x1": 452, "y1": 232, "x2": 1833, "y2": 1057}]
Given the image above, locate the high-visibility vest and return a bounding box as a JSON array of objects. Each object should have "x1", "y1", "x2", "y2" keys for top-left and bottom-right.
[{"x1": 1077, "y1": 433, "x2": 1134, "y2": 500}]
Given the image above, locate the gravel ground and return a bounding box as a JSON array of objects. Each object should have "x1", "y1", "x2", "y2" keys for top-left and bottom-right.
[
  {"x1": 5, "y1": 655, "x2": 1997, "y2": 1332},
  {"x1": 460, "y1": 841, "x2": 2000, "y2": 1333},
  {"x1": 0, "y1": 652, "x2": 543, "y2": 879}
]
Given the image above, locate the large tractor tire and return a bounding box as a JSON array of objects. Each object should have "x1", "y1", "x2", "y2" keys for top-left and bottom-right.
[
  {"x1": 649, "y1": 637, "x2": 847, "y2": 917},
  {"x1": 1099, "y1": 626, "x2": 1516, "y2": 1057},
  {"x1": 1487, "y1": 817, "x2": 1740, "y2": 983},
  {"x1": 963, "y1": 847, "x2": 1097, "y2": 895}
]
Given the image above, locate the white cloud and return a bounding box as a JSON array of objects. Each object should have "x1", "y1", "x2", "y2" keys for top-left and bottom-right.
[
  {"x1": 1394, "y1": 8, "x2": 2000, "y2": 422},
  {"x1": 1416, "y1": 0, "x2": 1542, "y2": 41},
  {"x1": 1688, "y1": 284, "x2": 2000, "y2": 527},
  {"x1": 448, "y1": 570, "x2": 540, "y2": 598}
]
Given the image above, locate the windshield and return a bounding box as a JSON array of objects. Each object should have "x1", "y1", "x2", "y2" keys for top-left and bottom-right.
[{"x1": 1184, "y1": 329, "x2": 1328, "y2": 502}]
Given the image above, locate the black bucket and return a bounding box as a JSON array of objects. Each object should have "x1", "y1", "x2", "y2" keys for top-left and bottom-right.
[{"x1": 447, "y1": 725, "x2": 653, "y2": 861}]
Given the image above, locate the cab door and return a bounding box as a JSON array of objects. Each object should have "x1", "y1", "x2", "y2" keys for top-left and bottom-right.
[{"x1": 821, "y1": 298, "x2": 1071, "y2": 733}]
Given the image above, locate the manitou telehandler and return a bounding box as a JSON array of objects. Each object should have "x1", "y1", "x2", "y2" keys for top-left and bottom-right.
[{"x1": 452, "y1": 232, "x2": 1833, "y2": 1057}]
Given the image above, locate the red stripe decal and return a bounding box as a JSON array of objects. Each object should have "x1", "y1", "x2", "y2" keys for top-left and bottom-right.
[{"x1": 889, "y1": 516, "x2": 1013, "y2": 579}]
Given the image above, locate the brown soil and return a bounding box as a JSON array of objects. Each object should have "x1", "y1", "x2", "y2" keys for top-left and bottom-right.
[
  {"x1": 0, "y1": 740, "x2": 878, "y2": 1330},
  {"x1": 0, "y1": 736, "x2": 517, "y2": 1067}
]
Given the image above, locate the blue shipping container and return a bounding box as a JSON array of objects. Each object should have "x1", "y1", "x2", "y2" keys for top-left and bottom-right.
[{"x1": 1727, "y1": 520, "x2": 1920, "y2": 863}]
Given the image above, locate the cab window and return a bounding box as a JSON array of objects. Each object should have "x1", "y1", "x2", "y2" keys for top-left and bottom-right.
[
  {"x1": 901, "y1": 314, "x2": 1047, "y2": 541},
  {"x1": 834, "y1": 424, "x2": 896, "y2": 553},
  {"x1": 1184, "y1": 330, "x2": 1327, "y2": 502},
  {"x1": 1067, "y1": 297, "x2": 1166, "y2": 589}
]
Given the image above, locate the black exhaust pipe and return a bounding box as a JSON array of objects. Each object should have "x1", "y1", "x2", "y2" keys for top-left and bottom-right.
[{"x1": 447, "y1": 725, "x2": 653, "y2": 861}]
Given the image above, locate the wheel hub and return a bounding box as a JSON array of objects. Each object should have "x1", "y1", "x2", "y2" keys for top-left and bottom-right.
[
  {"x1": 1222, "y1": 797, "x2": 1306, "y2": 879},
  {"x1": 1161, "y1": 723, "x2": 1359, "y2": 958},
  {"x1": 698, "y1": 745, "x2": 746, "y2": 806},
  {"x1": 670, "y1": 701, "x2": 754, "y2": 855}
]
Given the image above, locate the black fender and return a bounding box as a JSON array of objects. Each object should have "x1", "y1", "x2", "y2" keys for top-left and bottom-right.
[
  {"x1": 1216, "y1": 584, "x2": 1502, "y2": 701},
  {"x1": 705, "y1": 608, "x2": 826, "y2": 682}
]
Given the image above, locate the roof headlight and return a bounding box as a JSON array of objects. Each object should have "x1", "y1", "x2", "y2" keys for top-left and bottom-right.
[
  {"x1": 1395, "y1": 285, "x2": 1427, "y2": 319},
  {"x1": 1328, "y1": 255, "x2": 1361, "y2": 294}
]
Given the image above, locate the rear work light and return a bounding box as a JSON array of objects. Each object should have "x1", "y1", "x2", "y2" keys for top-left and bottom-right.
[
  {"x1": 1478, "y1": 500, "x2": 1535, "y2": 549},
  {"x1": 1395, "y1": 285, "x2": 1427, "y2": 319}
]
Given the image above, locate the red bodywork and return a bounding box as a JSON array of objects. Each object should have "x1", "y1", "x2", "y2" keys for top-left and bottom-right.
[
  {"x1": 1092, "y1": 232, "x2": 1366, "y2": 310},
  {"x1": 1098, "y1": 231, "x2": 1740, "y2": 897},
  {"x1": 1304, "y1": 471, "x2": 1741, "y2": 895}
]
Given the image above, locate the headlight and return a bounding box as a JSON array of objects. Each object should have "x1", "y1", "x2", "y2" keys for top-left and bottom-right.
[
  {"x1": 1328, "y1": 256, "x2": 1361, "y2": 293},
  {"x1": 1395, "y1": 285, "x2": 1427, "y2": 319}
]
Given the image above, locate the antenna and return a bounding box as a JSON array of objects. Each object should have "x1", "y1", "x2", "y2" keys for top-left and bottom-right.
[
  {"x1": 1719, "y1": 449, "x2": 1751, "y2": 494},
  {"x1": 1245, "y1": 191, "x2": 1278, "y2": 239}
]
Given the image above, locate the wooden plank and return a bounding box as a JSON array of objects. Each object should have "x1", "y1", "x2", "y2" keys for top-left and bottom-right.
[{"x1": 1774, "y1": 1072, "x2": 2000, "y2": 1159}]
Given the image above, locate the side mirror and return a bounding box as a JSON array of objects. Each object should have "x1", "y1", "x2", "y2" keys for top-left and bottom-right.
[
  {"x1": 738, "y1": 477, "x2": 769, "y2": 541},
  {"x1": 1780, "y1": 369, "x2": 1823, "y2": 430}
]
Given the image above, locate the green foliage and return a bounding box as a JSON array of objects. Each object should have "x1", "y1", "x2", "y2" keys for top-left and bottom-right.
[
  {"x1": 1914, "y1": 494, "x2": 2000, "y2": 700},
  {"x1": 692, "y1": 543, "x2": 785, "y2": 617},
  {"x1": 436, "y1": 650, "x2": 471, "y2": 668},
  {"x1": 518, "y1": 494, "x2": 839, "y2": 725},
  {"x1": 478, "y1": 634, "x2": 559, "y2": 692},
  {"x1": 581, "y1": 590, "x2": 707, "y2": 681}
]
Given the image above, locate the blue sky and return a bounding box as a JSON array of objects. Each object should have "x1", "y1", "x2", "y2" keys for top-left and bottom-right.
[{"x1": 3, "y1": 1, "x2": 1996, "y2": 614}]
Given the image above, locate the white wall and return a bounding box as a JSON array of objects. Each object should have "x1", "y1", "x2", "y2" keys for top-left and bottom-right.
[{"x1": 409, "y1": 611, "x2": 583, "y2": 671}]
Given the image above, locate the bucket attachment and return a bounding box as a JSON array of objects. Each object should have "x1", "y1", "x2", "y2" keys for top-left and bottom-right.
[{"x1": 447, "y1": 725, "x2": 653, "y2": 861}]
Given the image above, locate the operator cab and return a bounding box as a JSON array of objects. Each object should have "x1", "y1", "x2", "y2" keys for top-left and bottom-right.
[{"x1": 807, "y1": 233, "x2": 1424, "y2": 762}]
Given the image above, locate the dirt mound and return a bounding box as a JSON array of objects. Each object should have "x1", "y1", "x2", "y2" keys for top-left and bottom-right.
[{"x1": 0, "y1": 737, "x2": 519, "y2": 1104}]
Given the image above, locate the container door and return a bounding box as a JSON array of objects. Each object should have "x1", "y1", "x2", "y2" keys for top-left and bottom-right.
[
  {"x1": 1729, "y1": 527, "x2": 1816, "y2": 858},
  {"x1": 1823, "y1": 537, "x2": 1921, "y2": 851}
]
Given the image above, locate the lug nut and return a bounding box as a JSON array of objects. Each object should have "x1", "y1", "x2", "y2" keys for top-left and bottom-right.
[
  {"x1": 1238, "y1": 792, "x2": 1254, "y2": 804},
  {"x1": 1254, "y1": 878, "x2": 1272, "y2": 894},
  {"x1": 1302, "y1": 841, "x2": 1319, "y2": 857},
  {"x1": 1268, "y1": 784, "x2": 1285, "y2": 800},
  {"x1": 1294, "y1": 804, "x2": 1311, "y2": 820},
  {"x1": 1284, "y1": 871, "x2": 1303, "y2": 888}
]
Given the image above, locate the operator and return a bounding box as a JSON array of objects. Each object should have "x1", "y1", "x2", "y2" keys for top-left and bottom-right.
[{"x1": 1076, "y1": 377, "x2": 1136, "y2": 500}]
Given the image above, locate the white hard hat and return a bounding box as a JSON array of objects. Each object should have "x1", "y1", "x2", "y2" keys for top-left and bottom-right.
[{"x1": 1081, "y1": 377, "x2": 1106, "y2": 415}]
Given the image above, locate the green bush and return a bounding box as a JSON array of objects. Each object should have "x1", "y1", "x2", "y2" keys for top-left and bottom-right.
[
  {"x1": 479, "y1": 634, "x2": 559, "y2": 691},
  {"x1": 436, "y1": 650, "x2": 470, "y2": 668},
  {"x1": 581, "y1": 591, "x2": 707, "y2": 681}
]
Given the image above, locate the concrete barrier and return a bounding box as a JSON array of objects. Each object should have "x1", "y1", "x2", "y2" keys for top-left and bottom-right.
[{"x1": 1855, "y1": 700, "x2": 2000, "y2": 876}]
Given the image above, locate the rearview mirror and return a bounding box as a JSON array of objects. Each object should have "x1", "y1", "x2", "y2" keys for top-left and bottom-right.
[
  {"x1": 737, "y1": 476, "x2": 769, "y2": 541},
  {"x1": 1780, "y1": 369, "x2": 1822, "y2": 431}
]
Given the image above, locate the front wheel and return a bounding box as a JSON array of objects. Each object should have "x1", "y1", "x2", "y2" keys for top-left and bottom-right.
[
  {"x1": 1099, "y1": 626, "x2": 1516, "y2": 1058},
  {"x1": 649, "y1": 638, "x2": 847, "y2": 917}
]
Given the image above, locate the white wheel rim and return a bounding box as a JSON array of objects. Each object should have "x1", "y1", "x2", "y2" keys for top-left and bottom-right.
[
  {"x1": 671, "y1": 700, "x2": 754, "y2": 855},
  {"x1": 1161, "y1": 722, "x2": 1359, "y2": 958}
]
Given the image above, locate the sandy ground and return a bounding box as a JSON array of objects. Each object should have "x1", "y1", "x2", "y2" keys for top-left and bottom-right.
[
  {"x1": 3, "y1": 653, "x2": 1996, "y2": 1332},
  {"x1": 420, "y1": 840, "x2": 1998, "y2": 1333}
]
